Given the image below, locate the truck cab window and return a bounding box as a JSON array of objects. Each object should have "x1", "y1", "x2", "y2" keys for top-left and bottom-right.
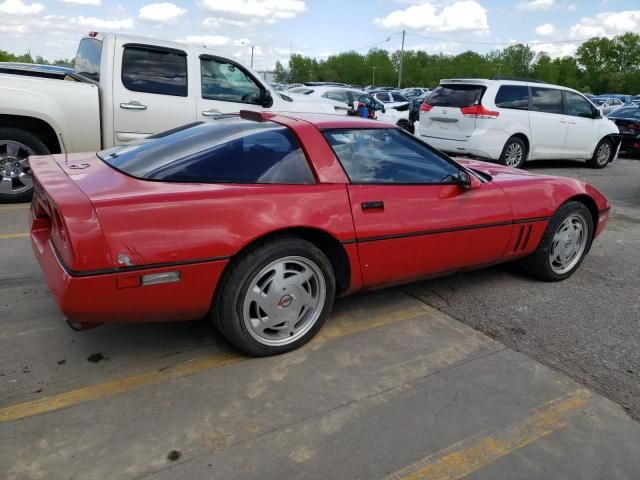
[
  {"x1": 121, "y1": 46, "x2": 188, "y2": 97},
  {"x1": 200, "y1": 58, "x2": 262, "y2": 104}
]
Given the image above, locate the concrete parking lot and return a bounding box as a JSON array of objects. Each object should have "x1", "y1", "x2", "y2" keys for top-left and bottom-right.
[{"x1": 1, "y1": 156, "x2": 639, "y2": 479}]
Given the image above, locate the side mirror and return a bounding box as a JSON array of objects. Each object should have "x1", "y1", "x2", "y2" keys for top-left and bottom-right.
[
  {"x1": 592, "y1": 109, "x2": 601, "y2": 119},
  {"x1": 262, "y1": 90, "x2": 273, "y2": 108},
  {"x1": 457, "y1": 170, "x2": 481, "y2": 191},
  {"x1": 458, "y1": 170, "x2": 472, "y2": 190}
]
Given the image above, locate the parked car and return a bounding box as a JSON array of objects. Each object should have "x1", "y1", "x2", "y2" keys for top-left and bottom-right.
[
  {"x1": 283, "y1": 86, "x2": 414, "y2": 132},
  {"x1": 607, "y1": 104, "x2": 640, "y2": 155},
  {"x1": 402, "y1": 87, "x2": 430, "y2": 99},
  {"x1": 370, "y1": 91, "x2": 411, "y2": 111},
  {"x1": 0, "y1": 32, "x2": 339, "y2": 203},
  {"x1": 30, "y1": 110, "x2": 610, "y2": 356},
  {"x1": 418, "y1": 78, "x2": 620, "y2": 169},
  {"x1": 592, "y1": 97, "x2": 625, "y2": 116},
  {"x1": 410, "y1": 91, "x2": 431, "y2": 123}
]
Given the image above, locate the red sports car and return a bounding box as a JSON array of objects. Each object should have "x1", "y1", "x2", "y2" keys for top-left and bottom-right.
[{"x1": 30, "y1": 111, "x2": 610, "y2": 356}]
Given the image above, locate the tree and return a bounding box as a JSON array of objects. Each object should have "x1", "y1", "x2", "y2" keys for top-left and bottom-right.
[{"x1": 501, "y1": 44, "x2": 535, "y2": 77}]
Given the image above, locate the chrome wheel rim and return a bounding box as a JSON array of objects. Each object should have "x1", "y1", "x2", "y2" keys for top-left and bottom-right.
[
  {"x1": 242, "y1": 256, "x2": 326, "y2": 347},
  {"x1": 0, "y1": 140, "x2": 33, "y2": 196},
  {"x1": 548, "y1": 213, "x2": 589, "y2": 275},
  {"x1": 596, "y1": 142, "x2": 611, "y2": 165},
  {"x1": 504, "y1": 142, "x2": 523, "y2": 167}
]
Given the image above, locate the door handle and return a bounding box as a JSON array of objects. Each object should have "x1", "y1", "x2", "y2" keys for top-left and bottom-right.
[
  {"x1": 120, "y1": 101, "x2": 147, "y2": 111},
  {"x1": 361, "y1": 201, "x2": 384, "y2": 211},
  {"x1": 202, "y1": 109, "x2": 222, "y2": 119}
]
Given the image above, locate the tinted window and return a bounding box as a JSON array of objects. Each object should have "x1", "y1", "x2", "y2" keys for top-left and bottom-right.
[
  {"x1": 428, "y1": 84, "x2": 485, "y2": 107},
  {"x1": 494, "y1": 85, "x2": 528, "y2": 110},
  {"x1": 98, "y1": 119, "x2": 314, "y2": 184},
  {"x1": 393, "y1": 93, "x2": 409, "y2": 102},
  {"x1": 323, "y1": 90, "x2": 349, "y2": 103},
  {"x1": 376, "y1": 92, "x2": 391, "y2": 102},
  {"x1": 564, "y1": 91, "x2": 593, "y2": 118},
  {"x1": 324, "y1": 129, "x2": 459, "y2": 184},
  {"x1": 74, "y1": 38, "x2": 102, "y2": 82},
  {"x1": 288, "y1": 87, "x2": 314, "y2": 94},
  {"x1": 201, "y1": 57, "x2": 262, "y2": 104},
  {"x1": 530, "y1": 87, "x2": 564, "y2": 114},
  {"x1": 122, "y1": 46, "x2": 187, "y2": 96}
]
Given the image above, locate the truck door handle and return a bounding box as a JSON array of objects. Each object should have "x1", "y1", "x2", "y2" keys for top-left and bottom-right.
[
  {"x1": 202, "y1": 109, "x2": 222, "y2": 119},
  {"x1": 361, "y1": 201, "x2": 384, "y2": 211},
  {"x1": 120, "y1": 101, "x2": 147, "y2": 111}
]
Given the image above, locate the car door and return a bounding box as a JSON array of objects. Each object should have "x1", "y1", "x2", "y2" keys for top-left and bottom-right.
[
  {"x1": 322, "y1": 128, "x2": 513, "y2": 288},
  {"x1": 562, "y1": 91, "x2": 600, "y2": 158},
  {"x1": 112, "y1": 40, "x2": 196, "y2": 145},
  {"x1": 528, "y1": 86, "x2": 568, "y2": 159},
  {"x1": 197, "y1": 55, "x2": 269, "y2": 119}
]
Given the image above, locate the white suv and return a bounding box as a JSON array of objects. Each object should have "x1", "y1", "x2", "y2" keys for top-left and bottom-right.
[{"x1": 418, "y1": 78, "x2": 620, "y2": 168}]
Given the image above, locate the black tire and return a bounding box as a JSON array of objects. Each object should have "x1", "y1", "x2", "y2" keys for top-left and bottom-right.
[
  {"x1": 0, "y1": 127, "x2": 49, "y2": 203},
  {"x1": 397, "y1": 120, "x2": 415, "y2": 135},
  {"x1": 587, "y1": 138, "x2": 613, "y2": 169},
  {"x1": 520, "y1": 201, "x2": 593, "y2": 282},
  {"x1": 211, "y1": 237, "x2": 336, "y2": 356},
  {"x1": 498, "y1": 136, "x2": 526, "y2": 168}
]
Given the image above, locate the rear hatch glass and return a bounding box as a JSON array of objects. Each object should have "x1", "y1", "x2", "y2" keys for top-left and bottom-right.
[{"x1": 419, "y1": 84, "x2": 486, "y2": 142}]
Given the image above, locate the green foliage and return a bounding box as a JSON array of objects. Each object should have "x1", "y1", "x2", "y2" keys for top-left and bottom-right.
[
  {"x1": 0, "y1": 49, "x2": 73, "y2": 68},
  {"x1": 273, "y1": 34, "x2": 640, "y2": 94}
]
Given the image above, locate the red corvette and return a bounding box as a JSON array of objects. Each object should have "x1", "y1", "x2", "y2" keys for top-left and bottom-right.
[{"x1": 30, "y1": 111, "x2": 610, "y2": 356}]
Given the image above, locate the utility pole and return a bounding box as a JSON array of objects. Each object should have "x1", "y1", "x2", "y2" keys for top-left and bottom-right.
[
  {"x1": 397, "y1": 29, "x2": 405, "y2": 89},
  {"x1": 372, "y1": 66, "x2": 378, "y2": 86},
  {"x1": 308, "y1": 70, "x2": 312, "y2": 82},
  {"x1": 250, "y1": 45, "x2": 254, "y2": 69}
]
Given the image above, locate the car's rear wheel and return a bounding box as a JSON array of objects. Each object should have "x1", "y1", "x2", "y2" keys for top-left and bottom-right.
[
  {"x1": 0, "y1": 128, "x2": 49, "y2": 203},
  {"x1": 588, "y1": 138, "x2": 613, "y2": 169},
  {"x1": 211, "y1": 237, "x2": 336, "y2": 356},
  {"x1": 521, "y1": 201, "x2": 593, "y2": 282},
  {"x1": 499, "y1": 136, "x2": 526, "y2": 168}
]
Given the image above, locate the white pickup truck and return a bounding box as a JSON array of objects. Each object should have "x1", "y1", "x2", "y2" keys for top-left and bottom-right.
[{"x1": 0, "y1": 32, "x2": 369, "y2": 202}]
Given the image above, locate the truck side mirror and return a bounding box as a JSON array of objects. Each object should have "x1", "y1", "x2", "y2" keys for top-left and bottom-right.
[{"x1": 262, "y1": 90, "x2": 273, "y2": 108}]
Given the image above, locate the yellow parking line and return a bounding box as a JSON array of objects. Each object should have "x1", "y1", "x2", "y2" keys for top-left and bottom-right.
[
  {"x1": 0, "y1": 303, "x2": 428, "y2": 423},
  {"x1": 0, "y1": 232, "x2": 29, "y2": 240},
  {"x1": 383, "y1": 389, "x2": 592, "y2": 480}
]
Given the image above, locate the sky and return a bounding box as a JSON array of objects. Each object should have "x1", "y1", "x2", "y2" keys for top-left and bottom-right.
[{"x1": 1, "y1": 0, "x2": 640, "y2": 70}]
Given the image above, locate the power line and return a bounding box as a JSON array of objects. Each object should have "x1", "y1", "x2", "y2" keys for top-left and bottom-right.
[{"x1": 405, "y1": 31, "x2": 616, "y2": 46}]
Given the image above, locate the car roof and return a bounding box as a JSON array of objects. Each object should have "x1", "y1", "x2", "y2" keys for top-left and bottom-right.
[{"x1": 269, "y1": 112, "x2": 396, "y2": 130}]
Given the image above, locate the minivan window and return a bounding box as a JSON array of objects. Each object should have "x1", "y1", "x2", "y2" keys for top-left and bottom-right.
[
  {"x1": 530, "y1": 87, "x2": 564, "y2": 114},
  {"x1": 564, "y1": 91, "x2": 593, "y2": 118},
  {"x1": 122, "y1": 46, "x2": 188, "y2": 97},
  {"x1": 98, "y1": 119, "x2": 315, "y2": 184},
  {"x1": 74, "y1": 38, "x2": 102, "y2": 82},
  {"x1": 494, "y1": 85, "x2": 529, "y2": 110},
  {"x1": 428, "y1": 84, "x2": 485, "y2": 108}
]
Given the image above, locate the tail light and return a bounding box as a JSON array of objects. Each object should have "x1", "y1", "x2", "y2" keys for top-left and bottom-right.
[
  {"x1": 628, "y1": 123, "x2": 639, "y2": 131},
  {"x1": 460, "y1": 104, "x2": 499, "y2": 119},
  {"x1": 420, "y1": 102, "x2": 433, "y2": 112}
]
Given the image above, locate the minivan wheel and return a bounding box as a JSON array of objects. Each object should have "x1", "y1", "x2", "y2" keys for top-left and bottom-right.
[
  {"x1": 499, "y1": 137, "x2": 526, "y2": 168},
  {"x1": 0, "y1": 128, "x2": 49, "y2": 203},
  {"x1": 588, "y1": 138, "x2": 613, "y2": 169},
  {"x1": 211, "y1": 237, "x2": 336, "y2": 356}
]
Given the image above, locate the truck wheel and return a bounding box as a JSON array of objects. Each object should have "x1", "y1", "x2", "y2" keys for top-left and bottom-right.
[
  {"x1": 211, "y1": 237, "x2": 336, "y2": 356},
  {"x1": 0, "y1": 128, "x2": 49, "y2": 203}
]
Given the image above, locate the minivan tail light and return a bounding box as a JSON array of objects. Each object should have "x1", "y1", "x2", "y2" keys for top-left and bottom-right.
[
  {"x1": 460, "y1": 104, "x2": 499, "y2": 119},
  {"x1": 420, "y1": 102, "x2": 433, "y2": 112}
]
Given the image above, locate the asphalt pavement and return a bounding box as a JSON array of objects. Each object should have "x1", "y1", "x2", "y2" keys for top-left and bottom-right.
[{"x1": 403, "y1": 155, "x2": 640, "y2": 420}]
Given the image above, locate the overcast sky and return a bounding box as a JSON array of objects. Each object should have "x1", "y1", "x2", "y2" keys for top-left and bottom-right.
[{"x1": 1, "y1": 0, "x2": 639, "y2": 69}]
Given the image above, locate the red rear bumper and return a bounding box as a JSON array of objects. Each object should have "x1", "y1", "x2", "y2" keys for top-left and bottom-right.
[{"x1": 31, "y1": 220, "x2": 227, "y2": 324}]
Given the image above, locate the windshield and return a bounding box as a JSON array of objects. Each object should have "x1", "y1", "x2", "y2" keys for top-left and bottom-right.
[{"x1": 608, "y1": 107, "x2": 640, "y2": 119}]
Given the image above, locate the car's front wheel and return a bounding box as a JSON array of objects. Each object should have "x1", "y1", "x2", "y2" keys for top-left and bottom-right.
[
  {"x1": 521, "y1": 201, "x2": 593, "y2": 281},
  {"x1": 212, "y1": 237, "x2": 336, "y2": 356}
]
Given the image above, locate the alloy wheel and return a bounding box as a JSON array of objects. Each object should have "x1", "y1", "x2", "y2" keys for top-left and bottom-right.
[
  {"x1": 242, "y1": 256, "x2": 326, "y2": 347},
  {"x1": 548, "y1": 213, "x2": 589, "y2": 275},
  {"x1": 0, "y1": 140, "x2": 33, "y2": 196},
  {"x1": 596, "y1": 142, "x2": 611, "y2": 166},
  {"x1": 504, "y1": 142, "x2": 523, "y2": 167}
]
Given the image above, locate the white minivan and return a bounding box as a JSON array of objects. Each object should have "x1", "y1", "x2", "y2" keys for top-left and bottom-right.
[{"x1": 418, "y1": 78, "x2": 620, "y2": 168}]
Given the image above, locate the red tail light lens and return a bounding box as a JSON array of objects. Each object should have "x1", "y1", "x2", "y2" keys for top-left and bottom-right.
[
  {"x1": 460, "y1": 104, "x2": 499, "y2": 119},
  {"x1": 420, "y1": 102, "x2": 433, "y2": 112}
]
